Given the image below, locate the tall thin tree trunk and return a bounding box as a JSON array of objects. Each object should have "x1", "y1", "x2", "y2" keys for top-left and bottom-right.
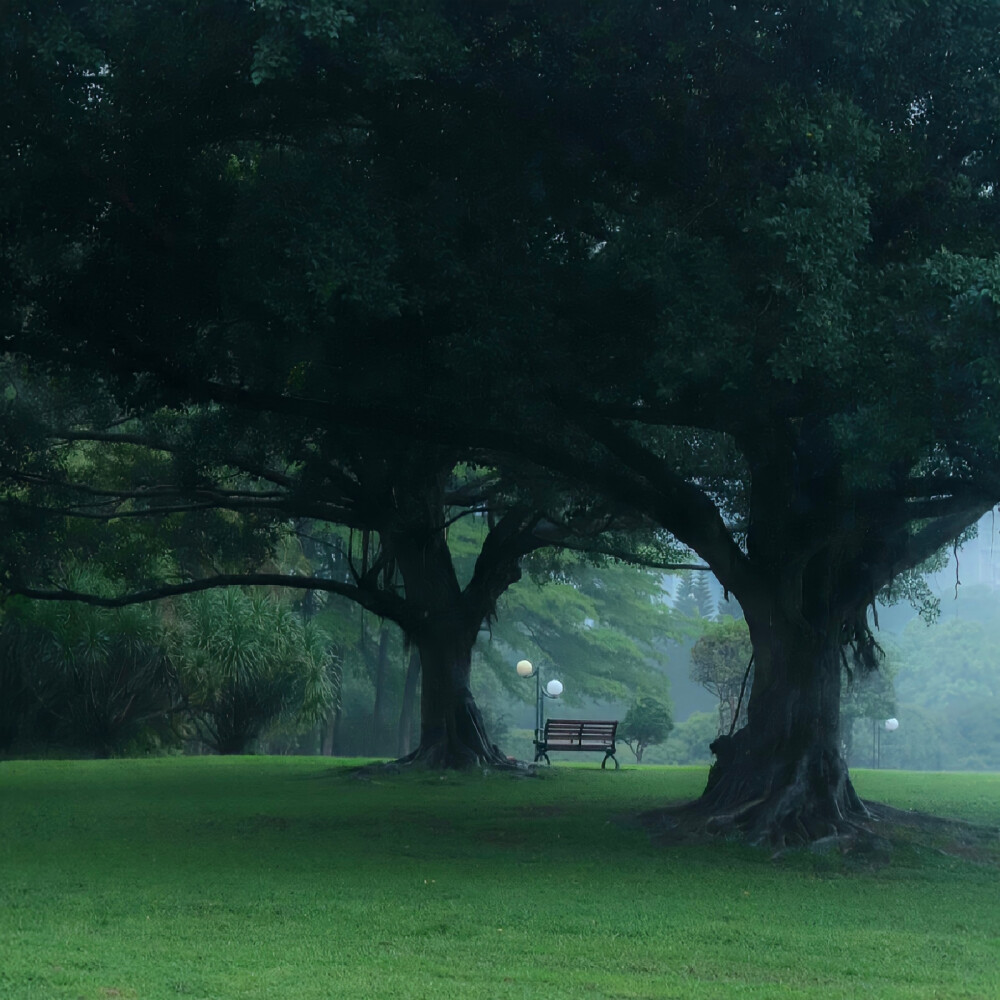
[
  {"x1": 331, "y1": 701, "x2": 343, "y2": 756},
  {"x1": 370, "y1": 625, "x2": 391, "y2": 755},
  {"x1": 321, "y1": 711, "x2": 336, "y2": 756},
  {"x1": 397, "y1": 646, "x2": 420, "y2": 757}
]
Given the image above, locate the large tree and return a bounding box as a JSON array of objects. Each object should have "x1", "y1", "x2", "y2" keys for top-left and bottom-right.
[
  {"x1": 1, "y1": 0, "x2": 645, "y2": 769},
  {"x1": 449, "y1": 2, "x2": 1000, "y2": 843}
]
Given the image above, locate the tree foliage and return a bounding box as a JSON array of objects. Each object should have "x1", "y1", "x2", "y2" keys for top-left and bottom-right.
[
  {"x1": 463, "y1": 528, "x2": 680, "y2": 707},
  {"x1": 169, "y1": 589, "x2": 336, "y2": 755},
  {"x1": 621, "y1": 697, "x2": 673, "y2": 764},
  {"x1": 0, "y1": 573, "x2": 340, "y2": 758},
  {"x1": 0, "y1": 582, "x2": 179, "y2": 757},
  {"x1": 689, "y1": 620, "x2": 754, "y2": 737}
]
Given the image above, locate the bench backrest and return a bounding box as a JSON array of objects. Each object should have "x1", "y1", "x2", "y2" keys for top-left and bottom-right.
[{"x1": 543, "y1": 719, "x2": 618, "y2": 744}]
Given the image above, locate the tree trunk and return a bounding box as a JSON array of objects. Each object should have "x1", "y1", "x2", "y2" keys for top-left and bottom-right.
[
  {"x1": 389, "y1": 502, "x2": 514, "y2": 770},
  {"x1": 695, "y1": 614, "x2": 867, "y2": 847},
  {"x1": 396, "y1": 646, "x2": 420, "y2": 758},
  {"x1": 320, "y1": 710, "x2": 336, "y2": 756},
  {"x1": 331, "y1": 700, "x2": 343, "y2": 756},
  {"x1": 397, "y1": 624, "x2": 509, "y2": 769},
  {"x1": 370, "y1": 625, "x2": 391, "y2": 755}
]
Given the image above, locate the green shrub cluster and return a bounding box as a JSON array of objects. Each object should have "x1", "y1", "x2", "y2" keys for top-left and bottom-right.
[{"x1": 0, "y1": 587, "x2": 336, "y2": 758}]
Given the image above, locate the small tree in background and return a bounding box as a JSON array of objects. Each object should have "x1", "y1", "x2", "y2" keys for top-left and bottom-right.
[
  {"x1": 691, "y1": 573, "x2": 716, "y2": 621},
  {"x1": 660, "y1": 712, "x2": 718, "y2": 765},
  {"x1": 673, "y1": 570, "x2": 718, "y2": 621},
  {"x1": 621, "y1": 696, "x2": 674, "y2": 763},
  {"x1": 690, "y1": 620, "x2": 753, "y2": 736},
  {"x1": 671, "y1": 572, "x2": 700, "y2": 619}
]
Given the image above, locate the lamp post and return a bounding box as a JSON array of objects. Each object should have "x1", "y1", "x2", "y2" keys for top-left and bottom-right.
[
  {"x1": 873, "y1": 716, "x2": 900, "y2": 768},
  {"x1": 516, "y1": 659, "x2": 563, "y2": 754},
  {"x1": 881, "y1": 717, "x2": 899, "y2": 769}
]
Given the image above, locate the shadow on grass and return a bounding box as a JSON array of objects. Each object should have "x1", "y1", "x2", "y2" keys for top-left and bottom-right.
[{"x1": 639, "y1": 795, "x2": 1000, "y2": 873}]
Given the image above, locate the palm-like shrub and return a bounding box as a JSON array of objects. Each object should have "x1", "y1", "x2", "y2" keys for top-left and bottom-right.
[
  {"x1": 170, "y1": 589, "x2": 336, "y2": 754},
  {"x1": 2, "y1": 595, "x2": 179, "y2": 757}
]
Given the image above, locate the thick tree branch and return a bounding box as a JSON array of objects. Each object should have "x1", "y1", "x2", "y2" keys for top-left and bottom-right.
[
  {"x1": 53, "y1": 428, "x2": 300, "y2": 490},
  {"x1": 836, "y1": 501, "x2": 996, "y2": 614},
  {"x1": 562, "y1": 413, "x2": 758, "y2": 607},
  {"x1": 463, "y1": 506, "x2": 543, "y2": 620},
  {"x1": 7, "y1": 573, "x2": 415, "y2": 627},
  {"x1": 884, "y1": 503, "x2": 996, "y2": 585},
  {"x1": 5, "y1": 472, "x2": 288, "y2": 503}
]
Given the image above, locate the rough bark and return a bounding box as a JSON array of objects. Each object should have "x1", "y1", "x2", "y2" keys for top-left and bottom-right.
[
  {"x1": 369, "y1": 624, "x2": 391, "y2": 755},
  {"x1": 693, "y1": 613, "x2": 867, "y2": 847},
  {"x1": 396, "y1": 624, "x2": 510, "y2": 769}
]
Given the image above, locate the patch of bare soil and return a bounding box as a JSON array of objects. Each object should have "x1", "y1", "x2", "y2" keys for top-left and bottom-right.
[{"x1": 639, "y1": 799, "x2": 1000, "y2": 868}]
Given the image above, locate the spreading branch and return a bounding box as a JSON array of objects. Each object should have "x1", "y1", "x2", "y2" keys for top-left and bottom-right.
[{"x1": 7, "y1": 572, "x2": 415, "y2": 628}]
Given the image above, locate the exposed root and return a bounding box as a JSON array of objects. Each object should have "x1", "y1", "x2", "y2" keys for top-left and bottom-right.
[
  {"x1": 383, "y1": 689, "x2": 530, "y2": 772},
  {"x1": 642, "y1": 784, "x2": 1000, "y2": 869},
  {"x1": 346, "y1": 747, "x2": 537, "y2": 781},
  {"x1": 393, "y1": 738, "x2": 529, "y2": 773},
  {"x1": 704, "y1": 793, "x2": 770, "y2": 834},
  {"x1": 652, "y1": 731, "x2": 870, "y2": 850}
]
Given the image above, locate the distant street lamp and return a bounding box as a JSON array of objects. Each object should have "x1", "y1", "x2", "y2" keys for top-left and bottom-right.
[
  {"x1": 873, "y1": 717, "x2": 900, "y2": 768},
  {"x1": 515, "y1": 659, "x2": 563, "y2": 754}
]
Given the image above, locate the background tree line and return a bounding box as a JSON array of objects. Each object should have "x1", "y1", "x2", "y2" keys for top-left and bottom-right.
[{"x1": 8, "y1": 514, "x2": 997, "y2": 772}]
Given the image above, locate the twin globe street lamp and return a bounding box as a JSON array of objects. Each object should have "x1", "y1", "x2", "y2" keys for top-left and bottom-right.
[{"x1": 516, "y1": 659, "x2": 563, "y2": 750}]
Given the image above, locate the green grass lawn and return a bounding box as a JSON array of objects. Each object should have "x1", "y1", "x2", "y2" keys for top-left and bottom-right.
[{"x1": 1, "y1": 758, "x2": 998, "y2": 1000}]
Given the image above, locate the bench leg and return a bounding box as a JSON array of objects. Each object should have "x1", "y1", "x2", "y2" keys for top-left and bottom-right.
[{"x1": 601, "y1": 752, "x2": 619, "y2": 770}]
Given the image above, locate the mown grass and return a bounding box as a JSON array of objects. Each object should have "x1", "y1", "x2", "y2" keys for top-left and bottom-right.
[{"x1": 1, "y1": 758, "x2": 998, "y2": 1000}]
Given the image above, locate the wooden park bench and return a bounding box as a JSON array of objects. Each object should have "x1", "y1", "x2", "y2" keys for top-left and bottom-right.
[{"x1": 534, "y1": 719, "x2": 620, "y2": 769}]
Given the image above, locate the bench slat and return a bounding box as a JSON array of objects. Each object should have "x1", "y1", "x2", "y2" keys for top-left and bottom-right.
[{"x1": 545, "y1": 719, "x2": 618, "y2": 732}]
